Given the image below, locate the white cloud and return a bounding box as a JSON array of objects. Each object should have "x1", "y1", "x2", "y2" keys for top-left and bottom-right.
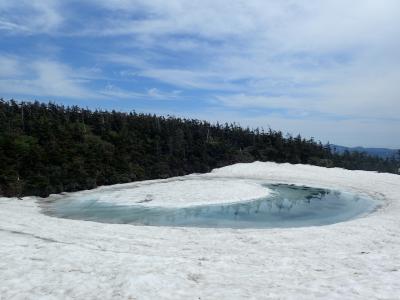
[
  {"x1": 147, "y1": 87, "x2": 181, "y2": 100},
  {"x1": 81, "y1": 1, "x2": 400, "y2": 51},
  {"x1": 0, "y1": 56, "x2": 21, "y2": 77},
  {"x1": 100, "y1": 84, "x2": 181, "y2": 100},
  {"x1": 31, "y1": 61, "x2": 92, "y2": 97},
  {"x1": 0, "y1": 0, "x2": 62, "y2": 34},
  {"x1": 216, "y1": 94, "x2": 312, "y2": 111},
  {"x1": 139, "y1": 68, "x2": 241, "y2": 91},
  {"x1": 0, "y1": 56, "x2": 94, "y2": 99},
  {"x1": 1, "y1": 0, "x2": 399, "y2": 146},
  {"x1": 81, "y1": 0, "x2": 400, "y2": 121}
]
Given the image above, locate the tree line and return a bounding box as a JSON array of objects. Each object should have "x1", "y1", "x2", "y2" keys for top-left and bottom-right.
[{"x1": 0, "y1": 99, "x2": 398, "y2": 197}]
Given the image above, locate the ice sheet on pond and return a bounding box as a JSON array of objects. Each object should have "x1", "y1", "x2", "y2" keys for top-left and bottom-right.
[
  {"x1": 47, "y1": 178, "x2": 271, "y2": 208},
  {"x1": 42, "y1": 183, "x2": 378, "y2": 228}
]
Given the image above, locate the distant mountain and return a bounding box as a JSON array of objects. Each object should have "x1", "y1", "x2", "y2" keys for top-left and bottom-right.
[{"x1": 332, "y1": 145, "x2": 399, "y2": 159}]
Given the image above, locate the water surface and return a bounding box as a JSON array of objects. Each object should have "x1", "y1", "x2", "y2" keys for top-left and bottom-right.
[{"x1": 42, "y1": 183, "x2": 378, "y2": 228}]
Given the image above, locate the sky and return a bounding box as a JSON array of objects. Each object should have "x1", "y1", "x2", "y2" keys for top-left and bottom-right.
[{"x1": 0, "y1": 0, "x2": 399, "y2": 148}]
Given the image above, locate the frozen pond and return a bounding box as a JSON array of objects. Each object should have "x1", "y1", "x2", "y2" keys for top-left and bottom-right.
[{"x1": 41, "y1": 183, "x2": 379, "y2": 228}]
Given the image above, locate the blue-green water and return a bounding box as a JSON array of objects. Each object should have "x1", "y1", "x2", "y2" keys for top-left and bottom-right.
[{"x1": 42, "y1": 183, "x2": 378, "y2": 228}]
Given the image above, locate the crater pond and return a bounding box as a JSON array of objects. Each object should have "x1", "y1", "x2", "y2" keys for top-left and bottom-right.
[{"x1": 41, "y1": 183, "x2": 379, "y2": 229}]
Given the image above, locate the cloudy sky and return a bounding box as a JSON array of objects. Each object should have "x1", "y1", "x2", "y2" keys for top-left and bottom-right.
[{"x1": 1, "y1": 0, "x2": 399, "y2": 148}]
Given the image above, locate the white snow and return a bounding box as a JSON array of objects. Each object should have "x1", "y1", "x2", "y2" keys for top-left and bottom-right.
[
  {"x1": 1, "y1": 161, "x2": 400, "y2": 299},
  {"x1": 57, "y1": 178, "x2": 271, "y2": 207}
]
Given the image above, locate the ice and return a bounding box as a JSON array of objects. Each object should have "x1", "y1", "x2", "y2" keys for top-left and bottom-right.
[
  {"x1": 1, "y1": 161, "x2": 400, "y2": 299},
  {"x1": 57, "y1": 178, "x2": 271, "y2": 208},
  {"x1": 45, "y1": 183, "x2": 377, "y2": 228}
]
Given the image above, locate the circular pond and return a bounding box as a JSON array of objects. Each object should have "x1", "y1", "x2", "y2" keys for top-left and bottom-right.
[{"x1": 41, "y1": 182, "x2": 379, "y2": 229}]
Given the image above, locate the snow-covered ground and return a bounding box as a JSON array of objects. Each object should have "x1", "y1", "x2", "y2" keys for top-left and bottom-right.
[
  {"x1": 53, "y1": 178, "x2": 271, "y2": 207},
  {"x1": 1, "y1": 162, "x2": 400, "y2": 299}
]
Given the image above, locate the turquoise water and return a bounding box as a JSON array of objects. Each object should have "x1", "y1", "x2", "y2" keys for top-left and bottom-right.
[{"x1": 42, "y1": 183, "x2": 378, "y2": 228}]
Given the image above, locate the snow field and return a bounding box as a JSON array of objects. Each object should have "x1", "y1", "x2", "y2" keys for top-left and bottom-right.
[{"x1": 1, "y1": 161, "x2": 400, "y2": 299}]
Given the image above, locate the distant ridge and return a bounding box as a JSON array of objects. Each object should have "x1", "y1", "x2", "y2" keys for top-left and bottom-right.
[{"x1": 332, "y1": 145, "x2": 399, "y2": 159}]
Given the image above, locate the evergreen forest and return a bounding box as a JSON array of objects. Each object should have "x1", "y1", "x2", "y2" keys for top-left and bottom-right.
[{"x1": 1, "y1": 99, "x2": 399, "y2": 197}]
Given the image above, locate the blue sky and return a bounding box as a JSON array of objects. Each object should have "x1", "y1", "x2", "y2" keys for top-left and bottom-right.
[{"x1": 1, "y1": 0, "x2": 399, "y2": 148}]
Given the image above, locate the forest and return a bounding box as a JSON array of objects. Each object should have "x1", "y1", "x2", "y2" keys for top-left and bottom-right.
[{"x1": 0, "y1": 99, "x2": 399, "y2": 197}]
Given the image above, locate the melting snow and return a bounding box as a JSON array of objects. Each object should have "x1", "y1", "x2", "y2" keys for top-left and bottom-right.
[
  {"x1": 1, "y1": 162, "x2": 400, "y2": 299},
  {"x1": 56, "y1": 178, "x2": 271, "y2": 207}
]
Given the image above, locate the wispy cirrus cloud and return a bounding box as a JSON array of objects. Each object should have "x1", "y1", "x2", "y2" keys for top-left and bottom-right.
[
  {"x1": 0, "y1": 56, "x2": 94, "y2": 98},
  {"x1": 1, "y1": 0, "x2": 399, "y2": 147},
  {"x1": 0, "y1": 0, "x2": 62, "y2": 35},
  {"x1": 100, "y1": 84, "x2": 181, "y2": 100}
]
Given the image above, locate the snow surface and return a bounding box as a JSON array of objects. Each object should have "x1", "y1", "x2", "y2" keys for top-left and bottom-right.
[
  {"x1": 55, "y1": 178, "x2": 271, "y2": 207},
  {"x1": 1, "y1": 161, "x2": 400, "y2": 299}
]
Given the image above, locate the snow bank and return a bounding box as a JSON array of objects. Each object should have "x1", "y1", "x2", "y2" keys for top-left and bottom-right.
[
  {"x1": 60, "y1": 178, "x2": 271, "y2": 207},
  {"x1": 1, "y1": 162, "x2": 400, "y2": 299}
]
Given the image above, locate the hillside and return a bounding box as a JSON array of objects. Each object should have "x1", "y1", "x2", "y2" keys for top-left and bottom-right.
[{"x1": 0, "y1": 99, "x2": 398, "y2": 197}]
